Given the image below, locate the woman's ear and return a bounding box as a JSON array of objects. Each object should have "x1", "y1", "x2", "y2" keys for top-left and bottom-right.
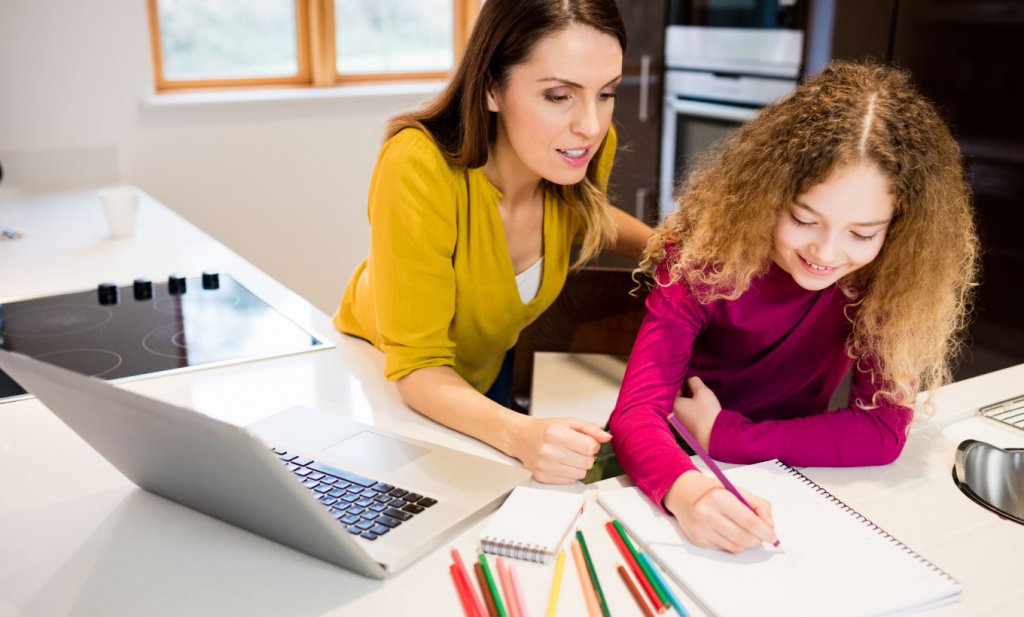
[{"x1": 486, "y1": 84, "x2": 500, "y2": 113}]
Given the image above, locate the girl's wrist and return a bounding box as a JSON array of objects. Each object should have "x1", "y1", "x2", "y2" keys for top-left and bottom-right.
[{"x1": 663, "y1": 469, "x2": 708, "y2": 516}]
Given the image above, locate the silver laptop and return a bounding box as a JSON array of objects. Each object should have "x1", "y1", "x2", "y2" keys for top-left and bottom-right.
[{"x1": 0, "y1": 349, "x2": 529, "y2": 578}]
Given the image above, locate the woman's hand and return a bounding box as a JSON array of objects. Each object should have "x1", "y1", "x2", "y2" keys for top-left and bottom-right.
[
  {"x1": 664, "y1": 470, "x2": 777, "y2": 553},
  {"x1": 673, "y1": 376, "x2": 722, "y2": 449},
  {"x1": 508, "y1": 416, "x2": 612, "y2": 484}
]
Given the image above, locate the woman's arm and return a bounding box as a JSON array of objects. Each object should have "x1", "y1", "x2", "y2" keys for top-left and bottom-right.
[
  {"x1": 397, "y1": 366, "x2": 611, "y2": 484},
  {"x1": 607, "y1": 206, "x2": 653, "y2": 260}
]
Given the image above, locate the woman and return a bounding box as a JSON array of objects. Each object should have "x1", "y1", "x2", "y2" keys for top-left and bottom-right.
[
  {"x1": 609, "y1": 61, "x2": 979, "y2": 552},
  {"x1": 335, "y1": 0, "x2": 651, "y2": 483}
]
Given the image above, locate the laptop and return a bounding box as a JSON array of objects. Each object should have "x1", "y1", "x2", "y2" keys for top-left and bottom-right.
[{"x1": 0, "y1": 349, "x2": 530, "y2": 578}]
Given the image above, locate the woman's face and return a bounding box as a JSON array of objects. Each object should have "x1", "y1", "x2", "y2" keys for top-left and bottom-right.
[
  {"x1": 773, "y1": 163, "x2": 895, "y2": 291},
  {"x1": 486, "y1": 24, "x2": 622, "y2": 187}
]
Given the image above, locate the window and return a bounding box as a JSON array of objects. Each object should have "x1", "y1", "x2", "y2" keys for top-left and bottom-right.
[{"x1": 147, "y1": 0, "x2": 480, "y2": 91}]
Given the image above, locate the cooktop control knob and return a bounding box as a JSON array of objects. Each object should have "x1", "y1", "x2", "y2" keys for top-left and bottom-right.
[
  {"x1": 202, "y1": 271, "x2": 220, "y2": 290},
  {"x1": 97, "y1": 283, "x2": 120, "y2": 305},
  {"x1": 133, "y1": 278, "x2": 154, "y2": 300},
  {"x1": 168, "y1": 275, "x2": 187, "y2": 295}
]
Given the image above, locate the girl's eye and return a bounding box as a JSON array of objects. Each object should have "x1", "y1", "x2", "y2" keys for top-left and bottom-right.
[
  {"x1": 790, "y1": 214, "x2": 814, "y2": 227},
  {"x1": 852, "y1": 231, "x2": 878, "y2": 242}
]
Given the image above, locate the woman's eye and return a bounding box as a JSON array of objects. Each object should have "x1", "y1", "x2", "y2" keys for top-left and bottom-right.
[
  {"x1": 544, "y1": 93, "x2": 570, "y2": 103},
  {"x1": 851, "y1": 231, "x2": 878, "y2": 242},
  {"x1": 599, "y1": 91, "x2": 617, "y2": 101}
]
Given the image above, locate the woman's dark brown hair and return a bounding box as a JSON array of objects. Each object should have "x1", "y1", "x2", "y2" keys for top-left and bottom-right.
[{"x1": 387, "y1": 0, "x2": 627, "y2": 264}]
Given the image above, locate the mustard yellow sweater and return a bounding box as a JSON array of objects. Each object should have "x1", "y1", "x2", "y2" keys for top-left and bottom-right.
[{"x1": 335, "y1": 127, "x2": 616, "y2": 392}]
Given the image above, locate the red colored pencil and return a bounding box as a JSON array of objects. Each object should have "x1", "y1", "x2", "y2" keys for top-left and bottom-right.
[
  {"x1": 452, "y1": 548, "x2": 487, "y2": 617},
  {"x1": 452, "y1": 563, "x2": 481, "y2": 617},
  {"x1": 605, "y1": 520, "x2": 666, "y2": 613}
]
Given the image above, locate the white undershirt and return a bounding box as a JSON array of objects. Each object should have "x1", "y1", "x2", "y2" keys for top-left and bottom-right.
[{"x1": 515, "y1": 257, "x2": 544, "y2": 303}]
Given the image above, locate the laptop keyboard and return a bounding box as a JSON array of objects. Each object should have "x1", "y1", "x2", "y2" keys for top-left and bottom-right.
[{"x1": 271, "y1": 447, "x2": 437, "y2": 541}]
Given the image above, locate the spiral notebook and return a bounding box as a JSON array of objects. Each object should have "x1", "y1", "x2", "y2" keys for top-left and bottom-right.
[
  {"x1": 597, "y1": 460, "x2": 962, "y2": 617},
  {"x1": 479, "y1": 486, "x2": 584, "y2": 564}
]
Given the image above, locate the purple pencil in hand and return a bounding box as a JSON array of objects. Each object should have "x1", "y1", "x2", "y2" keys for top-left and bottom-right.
[{"x1": 666, "y1": 413, "x2": 784, "y2": 551}]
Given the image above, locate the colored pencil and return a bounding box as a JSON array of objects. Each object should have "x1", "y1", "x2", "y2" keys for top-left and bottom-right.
[
  {"x1": 605, "y1": 520, "x2": 666, "y2": 613},
  {"x1": 508, "y1": 558, "x2": 530, "y2": 617},
  {"x1": 614, "y1": 521, "x2": 671, "y2": 609},
  {"x1": 575, "y1": 530, "x2": 611, "y2": 617},
  {"x1": 475, "y1": 561, "x2": 500, "y2": 617},
  {"x1": 453, "y1": 548, "x2": 488, "y2": 617},
  {"x1": 572, "y1": 539, "x2": 602, "y2": 617},
  {"x1": 637, "y1": 552, "x2": 690, "y2": 617},
  {"x1": 617, "y1": 564, "x2": 656, "y2": 617},
  {"x1": 479, "y1": 552, "x2": 508, "y2": 617},
  {"x1": 452, "y1": 563, "x2": 479, "y2": 617},
  {"x1": 667, "y1": 413, "x2": 783, "y2": 550},
  {"x1": 545, "y1": 549, "x2": 567, "y2": 617},
  {"x1": 496, "y1": 557, "x2": 522, "y2": 617}
]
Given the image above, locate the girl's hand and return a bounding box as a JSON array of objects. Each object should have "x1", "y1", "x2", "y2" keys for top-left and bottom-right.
[
  {"x1": 673, "y1": 376, "x2": 722, "y2": 449},
  {"x1": 664, "y1": 470, "x2": 777, "y2": 553},
  {"x1": 509, "y1": 417, "x2": 612, "y2": 484}
]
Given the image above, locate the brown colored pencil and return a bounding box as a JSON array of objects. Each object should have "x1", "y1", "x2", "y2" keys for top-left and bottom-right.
[
  {"x1": 475, "y1": 561, "x2": 500, "y2": 617},
  {"x1": 618, "y1": 564, "x2": 656, "y2": 617}
]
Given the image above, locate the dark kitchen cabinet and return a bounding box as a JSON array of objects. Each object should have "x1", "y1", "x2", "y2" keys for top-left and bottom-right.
[
  {"x1": 597, "y1": 0, "x2": 668, "y2": 267},
  {"x1": 806, "y1": 0, "x2": 1024, "y2": 379}
]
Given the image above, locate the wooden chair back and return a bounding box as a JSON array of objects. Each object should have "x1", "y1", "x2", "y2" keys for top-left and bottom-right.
[{"x1": 510, "y1": 266, "x2": 649, "y2": 414}]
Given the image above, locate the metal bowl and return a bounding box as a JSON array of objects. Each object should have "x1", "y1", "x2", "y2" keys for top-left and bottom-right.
[{"x1": 952, "y1": 439, "x2": 1024, "y2": 525}]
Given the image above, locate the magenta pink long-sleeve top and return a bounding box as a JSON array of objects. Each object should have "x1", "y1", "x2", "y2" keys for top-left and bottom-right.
[{"x1": 608, "y1": 261, "x2": 913, "y2": 508}]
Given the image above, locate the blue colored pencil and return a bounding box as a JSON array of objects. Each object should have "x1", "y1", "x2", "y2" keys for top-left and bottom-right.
[{"x1": 637, "y1": 551, "x2": 690, "y2": 617}]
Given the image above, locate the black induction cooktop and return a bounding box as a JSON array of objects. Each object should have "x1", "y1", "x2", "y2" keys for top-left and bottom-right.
[{"x1": 0, "y1": 273, "x2": 330, "y2": 402}]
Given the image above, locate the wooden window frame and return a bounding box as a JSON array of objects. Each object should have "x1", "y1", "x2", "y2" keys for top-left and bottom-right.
[{"x1": 148, "y1": 0, "x2": 480, "y2": 92}]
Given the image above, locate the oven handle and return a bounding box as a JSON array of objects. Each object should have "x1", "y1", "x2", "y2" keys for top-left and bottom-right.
[
  {"x1": 668, "y1": 98, "x2": 760, "y2": 122},
  {"x1": 638, "y1": 54, "x2": 651, "y2": 123}
]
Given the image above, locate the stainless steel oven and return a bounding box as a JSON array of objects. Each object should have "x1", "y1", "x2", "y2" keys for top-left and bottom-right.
[
  {"x1": 659, "y1": 0, "x2": 806, "y2": 219},
  {"x1": 670, "y1": 0, "x2": 804, "y2": 30}
]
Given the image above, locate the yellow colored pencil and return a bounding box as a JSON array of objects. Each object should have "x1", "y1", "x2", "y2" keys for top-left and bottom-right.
[{"x1": 546, "y1": 549, "x2": 567, "y2": 617}]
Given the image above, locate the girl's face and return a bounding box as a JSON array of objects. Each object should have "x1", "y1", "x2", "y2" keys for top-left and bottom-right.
[
  {"x1": 486, "y1": 24, "x2": 622, "y2": 187},
  {"x1": 773, "y1": 163, "x2": 894, "y2": 291}
]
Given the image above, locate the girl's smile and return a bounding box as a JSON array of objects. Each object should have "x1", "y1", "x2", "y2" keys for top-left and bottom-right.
[{"x1": 773, "y1": 163, "x2": 894, "y2": 291}]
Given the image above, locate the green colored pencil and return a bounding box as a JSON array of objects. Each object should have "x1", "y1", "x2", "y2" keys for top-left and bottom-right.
[
  {"x1": 612, "y1": 519, "x2": 670, "y2": 607},
  {"x1": 576, "y1": 530, "x2": 612, "y2": 617},
  {"x1": 478, "y1": 552, "x2": 507, "y2": 617}
]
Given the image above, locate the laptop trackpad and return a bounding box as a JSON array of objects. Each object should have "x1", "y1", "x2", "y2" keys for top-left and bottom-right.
[{"x1": 323, "y1": 431, "x2": 430, "y2": 472}]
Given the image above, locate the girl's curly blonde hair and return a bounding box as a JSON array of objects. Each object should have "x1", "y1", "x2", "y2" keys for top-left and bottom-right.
[{"x1": 640, "y1": 61, "x2": 979, "y2": 408}]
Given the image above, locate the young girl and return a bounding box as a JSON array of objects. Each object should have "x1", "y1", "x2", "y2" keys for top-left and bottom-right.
[
  {"x1": 335, "y1": 0, "x2": 651, "y2": 484},
  {"x1": 609, "y1": 61, "x2": 979, "y2": 552}
]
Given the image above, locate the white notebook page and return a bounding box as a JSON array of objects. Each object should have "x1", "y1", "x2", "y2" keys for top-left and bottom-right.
[{"x1": 597, "y1": 460, "x2": 961, "y2": 617}]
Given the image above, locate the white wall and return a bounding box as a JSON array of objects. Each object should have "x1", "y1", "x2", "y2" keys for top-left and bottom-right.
[{"x1": 0, "y1": 0, "x2": 439, "y2": 313}]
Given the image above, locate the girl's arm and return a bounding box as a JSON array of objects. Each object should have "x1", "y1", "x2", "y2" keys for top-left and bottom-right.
[
  {"x1": 397, "y1": 367, "x2": 610, "y2": 484},
  {"x1": 610, "y1": 277, "x2": 776, "y2": 552},
  {"x1": 706, "y1": 367, "x2": 913, "y2": 467}
]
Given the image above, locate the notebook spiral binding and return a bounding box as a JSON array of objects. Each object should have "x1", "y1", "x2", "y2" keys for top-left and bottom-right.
[
  {"x1": 773, "y1": 460, "x2": 961, "y2": 588},
  {"x1": 480, "y1": 538, "x2": 550, "y2": 564}
]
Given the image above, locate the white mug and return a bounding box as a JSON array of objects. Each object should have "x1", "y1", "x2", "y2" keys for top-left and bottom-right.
[{"x1": 99, "y1": 186, "x2": 139, "y2": 238}]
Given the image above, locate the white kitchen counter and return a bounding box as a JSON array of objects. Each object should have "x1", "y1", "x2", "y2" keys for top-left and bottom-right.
[{"x1": 1, "y1": 187, "x2": 1022, "y2": 616}]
